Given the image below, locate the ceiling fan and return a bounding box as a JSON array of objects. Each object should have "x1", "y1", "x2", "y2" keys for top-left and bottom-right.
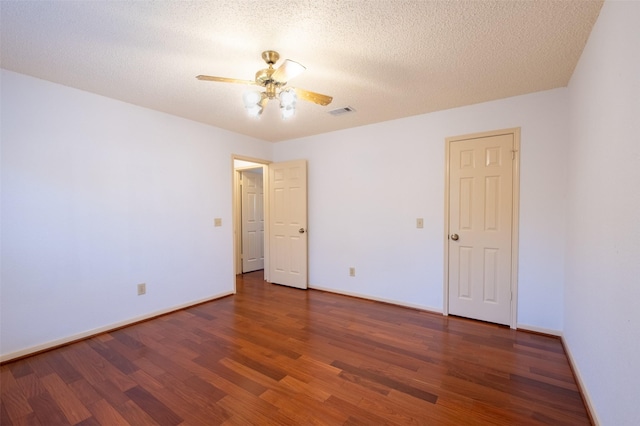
[{"x1": 196, "y1": 50, "x2": 333, "y2": 119}]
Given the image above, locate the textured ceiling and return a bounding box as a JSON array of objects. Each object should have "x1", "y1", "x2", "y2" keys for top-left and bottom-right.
[{"x1": 1, "y1": 1, "x2": 602, "y2": 142}]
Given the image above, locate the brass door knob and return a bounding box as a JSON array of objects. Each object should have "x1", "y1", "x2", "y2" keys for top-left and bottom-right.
[{"x1": 451, "y1": 234, "x2": 459, "y2": 241}]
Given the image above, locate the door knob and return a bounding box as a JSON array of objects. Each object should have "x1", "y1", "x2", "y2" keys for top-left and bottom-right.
[
  {"x1": 451, "y1": 233, "x2": 459, "y2": 241},
  {"x1": 299, "y1": 228, "x2": 306, "y2": 234}
]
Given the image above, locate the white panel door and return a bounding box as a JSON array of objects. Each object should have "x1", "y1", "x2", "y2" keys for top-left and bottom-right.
[
  {"x1": 241, "y1": 170, "x2": 264, "y2": 273},
  {"x1": 268, "y1": 160, "x2": 308, "y2": 289},
  {"x1": 448, "y1": 133, "x2": 515, "y2": 325}
]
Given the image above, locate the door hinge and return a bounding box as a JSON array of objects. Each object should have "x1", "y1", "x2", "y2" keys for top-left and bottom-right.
[{"x1": 511, "y1": 150, "x2": 517, "y2": 160}]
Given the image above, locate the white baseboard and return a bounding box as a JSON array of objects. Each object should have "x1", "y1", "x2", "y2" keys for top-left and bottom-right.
[
  {"x1": 0, "y1": 291, "x2": 234, "y2": 363},
  {"x1": 516, "y1": 323, "x2": 562, "y2": 336},
  {"x1": 560, "y1": 334, "x2": 600, "y2": 426},
  {"x1": 309, "y1": 285, "x2": 443, "y2": 315}
]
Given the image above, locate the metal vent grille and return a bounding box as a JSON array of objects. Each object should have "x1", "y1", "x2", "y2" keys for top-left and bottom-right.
[{"x1": 328, "y1": 106, "x2": 356, "y2": 116}]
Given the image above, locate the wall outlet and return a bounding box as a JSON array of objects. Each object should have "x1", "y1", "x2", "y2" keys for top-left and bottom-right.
[
  {"x1": 349, "y1": 267, "x2": 356, "y2": 277},
  {"x1": 137, "y1": 283, "x2": 146, "y2": 296},
  {"x1": 416, "y1": 218, "x2": 424, "y2": 228}
]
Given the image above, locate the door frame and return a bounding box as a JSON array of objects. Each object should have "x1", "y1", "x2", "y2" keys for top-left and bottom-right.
[
  {"x1": 443, "y1": 128, "x2": 520, "y2": 329},
  {"x1": 232, "y1": 155, "x2": 270, "y2": 284}
]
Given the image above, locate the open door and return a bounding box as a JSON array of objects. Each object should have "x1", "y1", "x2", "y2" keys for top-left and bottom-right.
[
  {"x1": 241, "y1": 169, "x2": 264, "y2": 273},
  {"x1": 268, "y1": 160, "x2": 308, "y2": 289}
]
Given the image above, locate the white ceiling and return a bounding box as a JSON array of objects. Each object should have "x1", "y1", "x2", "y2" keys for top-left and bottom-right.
[{"x1": 1, "y1": 1, "x2": 602, "y2": 142}]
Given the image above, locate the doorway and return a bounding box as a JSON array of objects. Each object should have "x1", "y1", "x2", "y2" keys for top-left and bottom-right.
[
  {"x1": 233, "y1": 157, "x2": 268, "y2": 278},
  {"x1": 443, "y1": 128, "x2": 520, "y2": 328},
  {"x1": 232, "y1": 156, "x2": 309, "y2": 290}
]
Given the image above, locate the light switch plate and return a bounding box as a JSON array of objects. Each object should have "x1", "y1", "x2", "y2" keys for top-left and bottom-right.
[
  {"x1": 214, "y1": 218, "x2": 222, "y2": 227},
  {"x1": 416, "y1": 218, "x2": 424, "y2": 228}
]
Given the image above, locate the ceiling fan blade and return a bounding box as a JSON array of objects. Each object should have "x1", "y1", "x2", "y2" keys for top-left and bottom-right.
[
  {"x1": 271, "y1": 59, "x2": 306, "y2": 84},
  {"x1": 196, "y1": 75, "x2": 256, "y2": 85},
  {"x1": 294, "y1": 88, "x2": 333, "y2": 106}
]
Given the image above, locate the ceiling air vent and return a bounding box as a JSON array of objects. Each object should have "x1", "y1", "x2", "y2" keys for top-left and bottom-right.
[{"x1": 328, "y1": 106, "x2": 356, "y2": 116}]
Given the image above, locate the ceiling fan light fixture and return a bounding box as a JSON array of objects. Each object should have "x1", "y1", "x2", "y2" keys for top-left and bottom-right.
[
  {"x1": 243, "y1": 90, "x2": 266, "y2": 118},
  {"x1": 279, "y1": 88, "x2": 297, "y2": 108},
  {"x1": 281, "y1": 105, "x2": 296, "y2": 120},
  {"x1": 246, "y1": 104, "x2": 263, "y2": 118},
  {"x1": 279, "y1": 88, "x2": 297, "y2": 120},
  {"x1": 243, "y1": 90, "x2": 262, "y2": 107}
]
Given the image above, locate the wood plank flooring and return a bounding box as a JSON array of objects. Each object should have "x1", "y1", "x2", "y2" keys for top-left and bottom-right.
[{"x1": 1, "y1": 271, "x2": 591, "y2": 425}]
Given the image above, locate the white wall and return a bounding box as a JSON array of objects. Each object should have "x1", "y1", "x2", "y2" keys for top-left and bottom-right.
[
  {"x1": 0, "y1": 70, "x2": 272, "y2": 359},
  {"x1": 274, "y1": 88, "x2": 569, "y2": 331},
  {"x1": 565, "y1": 1, "x2": 640, "y2": 424}
]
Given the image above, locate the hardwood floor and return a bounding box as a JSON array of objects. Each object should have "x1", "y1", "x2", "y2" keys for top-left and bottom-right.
[{"x1": 1, "y1": 271, "x2": 590, "y2": 425}]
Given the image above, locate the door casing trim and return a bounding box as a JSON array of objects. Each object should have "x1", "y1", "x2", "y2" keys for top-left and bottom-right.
[{"x1": 443, "y1": 128, "x2": 520, "y2": 329}]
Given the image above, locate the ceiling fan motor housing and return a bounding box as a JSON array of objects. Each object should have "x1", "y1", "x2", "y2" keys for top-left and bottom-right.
[{"x1": 255, "y1": 68, "x2": 276, "y2": 86}]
